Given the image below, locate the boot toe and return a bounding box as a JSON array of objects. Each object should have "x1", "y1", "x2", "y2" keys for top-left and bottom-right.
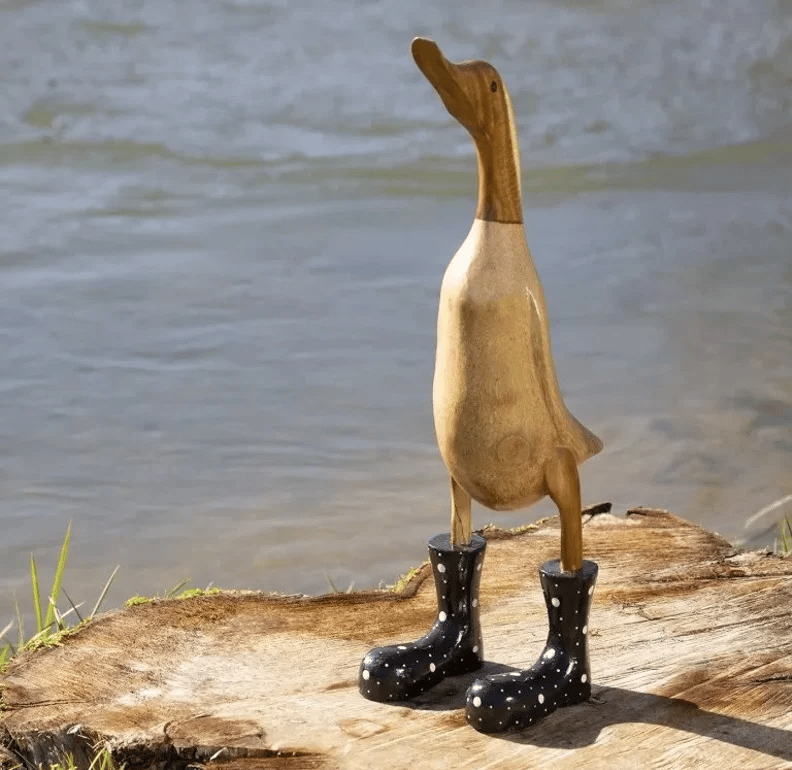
[
  {"x1": 466, "y1": 676, "x2": 507, "y2": 732},
  {"x1": 359, "y1": 644, "x2": 443, "y2": 701},
  {"x1": 466, "y1": 673, "x2": 554, "y2": 733}
]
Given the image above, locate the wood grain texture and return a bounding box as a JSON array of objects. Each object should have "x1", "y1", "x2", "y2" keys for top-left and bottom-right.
[
  {"x1": 431, "y1": 220, "x2": 601, "y2": 515},
  {"x1": 411, "y1": 37, "x2": 523, "y2": 225},
  {"x1": 545, "y1": 446, "x2": 583, "y2": 572},
  {"x1": 413, "y1": 38, "x2": 601, "y2": 553},
  {"x1": 2, "y1": 508, "x2": 791, "y2": 769}
]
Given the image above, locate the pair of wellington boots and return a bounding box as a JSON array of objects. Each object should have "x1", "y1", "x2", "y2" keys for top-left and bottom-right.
[{"x1": 358, "y1": 533, "x2": 597, "y2": 733}]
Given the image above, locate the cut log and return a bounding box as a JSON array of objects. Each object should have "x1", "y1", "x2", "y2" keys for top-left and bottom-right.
[{"x1": 2, "y1": 507, "x2": 791, "y2": 770}]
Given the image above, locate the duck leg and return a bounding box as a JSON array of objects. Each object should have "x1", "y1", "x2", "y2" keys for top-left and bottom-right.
[
  {"x1": 544, "y1": 445, "x2": 583, "y2": 573},
  {"x1": 464, "y1": 445, "x2": 596, "y2": 732},
  {"x1": 450, "y1": 475, "x2": 472, "y2": 546}
]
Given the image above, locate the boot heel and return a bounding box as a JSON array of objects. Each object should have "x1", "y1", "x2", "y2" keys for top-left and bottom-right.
[{"x1": 443, "y1": 647, "x2": 483, "y2": 677}]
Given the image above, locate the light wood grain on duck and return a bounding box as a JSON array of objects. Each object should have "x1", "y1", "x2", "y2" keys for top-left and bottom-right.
[{"x1": 412, "y1": 38, "x2": 602, "y2": 571}]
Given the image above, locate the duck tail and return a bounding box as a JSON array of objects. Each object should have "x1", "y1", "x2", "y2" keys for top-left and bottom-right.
[{"x1": 528, "y1": 292, "x2": 603, "y2": 463}]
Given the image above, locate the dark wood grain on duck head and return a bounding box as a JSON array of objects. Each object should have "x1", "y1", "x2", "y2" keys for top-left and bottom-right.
[{"x1": 411, "y1": 37, "x2": 523, "y2": 225}]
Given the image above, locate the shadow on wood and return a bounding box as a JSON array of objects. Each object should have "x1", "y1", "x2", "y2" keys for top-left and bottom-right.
[{"x1": 1, "y1": 507, "x2": 791, "y2": 769}]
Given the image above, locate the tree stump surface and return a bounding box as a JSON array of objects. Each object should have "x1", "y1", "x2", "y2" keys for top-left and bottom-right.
[{"x1": 2, "y1": 506, "x2": 791, "y2": 770}]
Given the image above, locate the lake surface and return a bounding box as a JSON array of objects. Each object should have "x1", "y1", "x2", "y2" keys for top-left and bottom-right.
[{"x1": 1, "y1": 0, "x2": 791, "y2": 627}]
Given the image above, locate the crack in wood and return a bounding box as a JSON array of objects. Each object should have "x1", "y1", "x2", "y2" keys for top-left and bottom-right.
[{"x1": 2, "y1": 510, "x2": 791, "y2": 770}]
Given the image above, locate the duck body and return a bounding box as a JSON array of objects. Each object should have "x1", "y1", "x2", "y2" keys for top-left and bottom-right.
[
  {"x1": 434, "y1": 219, "x2": 601, "y2": 511},
  {"x1": 412, "y1": 37, "x2": 601, "y2": 554}
]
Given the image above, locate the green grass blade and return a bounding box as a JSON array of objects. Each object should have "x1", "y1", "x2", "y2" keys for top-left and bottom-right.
[
  {"x1": 91, "y1": 565, "x2": 120, "y2": 618},
  {"x1": 780, "y1": 516, "x2": 792, "y2": 555},
  {"x1": 14, "y1": 596, "x2": 24, "y2": 648},
  {"x1": 30, "y1": 554, "x2": 44, "y2": 634},
  {"x1": 44, "y1": 521, "x2": 72, "y2": 630},
  {"x1": 164, "y1": 579, "x2": 189, "y2": 599}
]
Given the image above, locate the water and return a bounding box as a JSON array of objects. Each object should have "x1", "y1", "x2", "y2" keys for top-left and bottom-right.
[{"x1": 1, "y1": 0, "x2": 791, "y2": 627}]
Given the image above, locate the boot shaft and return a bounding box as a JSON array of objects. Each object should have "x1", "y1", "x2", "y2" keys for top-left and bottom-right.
[
  {"x1": 428, "y1": 533, "x2": 486, "y2": 638},
  {"x1": 539, "y1": 559, "x2": 598, "y2": 659}
]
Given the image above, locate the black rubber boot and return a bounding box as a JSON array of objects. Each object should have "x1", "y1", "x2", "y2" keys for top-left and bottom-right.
[
  {"x1": 359, "y1": 533, "x2": 486, "y2": 702},
  {"x1": 466, "y1": 559, "x2": 597, "y2": 732}
]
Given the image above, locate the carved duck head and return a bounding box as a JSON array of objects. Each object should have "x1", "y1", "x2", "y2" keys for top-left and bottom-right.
[{"x1": 411, "y1": 37, "x2": 522, "y2": 224}]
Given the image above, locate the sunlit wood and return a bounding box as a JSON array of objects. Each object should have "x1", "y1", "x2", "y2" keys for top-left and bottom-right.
[
  {"x1": 413, "y1": 38, "x2": 602, "y2": 563},
  {"x1": 4, "y1": 510, "x2": 791, "y2": 768}
]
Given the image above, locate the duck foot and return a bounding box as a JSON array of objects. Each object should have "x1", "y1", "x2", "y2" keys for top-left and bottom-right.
[
  {"x1": 466, "y1": 559, "x2": 597, "y2": 733},
  {"x1": 359, "y1": 533, "x2": 486, "y2": 702}
]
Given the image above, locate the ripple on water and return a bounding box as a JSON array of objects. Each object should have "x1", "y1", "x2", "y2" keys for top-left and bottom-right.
[{"x1": 0, "y1": 0, "x2": 790, "y2": 623}]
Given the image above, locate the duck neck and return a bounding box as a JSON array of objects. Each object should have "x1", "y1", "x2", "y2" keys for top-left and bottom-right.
[{"x1": 472, "y1": 108, "x2": 523, "y2": 225}]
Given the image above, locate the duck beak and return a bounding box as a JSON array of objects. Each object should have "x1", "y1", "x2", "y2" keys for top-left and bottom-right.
[{"x1": 411, "y1": 38, "x2": 471, "y2": 125}]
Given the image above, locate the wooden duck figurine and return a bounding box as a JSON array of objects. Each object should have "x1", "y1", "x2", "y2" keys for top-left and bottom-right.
[
  {"x1": 359, "y1": 40, "x2": 602, "y2": 732},
  {"x1": 413, "y1": 37, "x2": 602, "y2": 570}
]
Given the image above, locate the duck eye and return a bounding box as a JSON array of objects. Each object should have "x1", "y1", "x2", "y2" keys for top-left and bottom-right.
[{"x1": 490, "y1": 81, "x2": 497, "y2": 92}]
